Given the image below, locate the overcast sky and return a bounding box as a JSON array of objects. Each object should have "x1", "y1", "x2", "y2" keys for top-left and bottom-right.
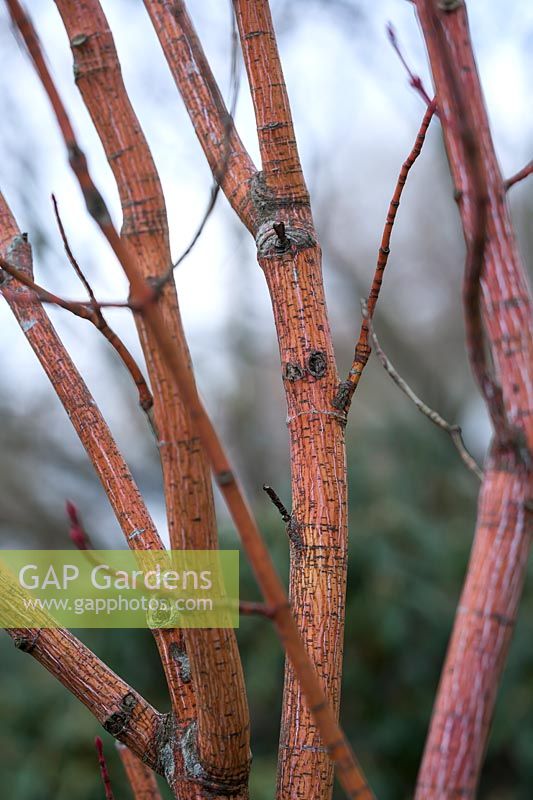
[{"x1": 0, "y1": 0, "x2": 531, "y2": 543}]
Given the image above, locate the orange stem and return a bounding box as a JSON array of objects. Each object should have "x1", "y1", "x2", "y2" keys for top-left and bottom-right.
[
  {"x1": 117, "y1": 744, "x2": 163, "y2": 800},
  {"x1": 413, "y1": 3, "x2": 533, "y2": 797}
]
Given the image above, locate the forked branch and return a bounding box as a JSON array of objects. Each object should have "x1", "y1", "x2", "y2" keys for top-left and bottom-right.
[
  {"x1": 51, "y1": 195, "x2": 154, "y2": 419},
  {"x1": 143, "y1": 0, "x2": 258, "y2": 232},
  {"x1": 233, "y1": 0, "x2": 308, "y2": 204}
]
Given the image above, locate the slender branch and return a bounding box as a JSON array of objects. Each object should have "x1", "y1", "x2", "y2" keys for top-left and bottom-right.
[
  {"x1": 334, "y1": 100, "x2": 436, "y2": 413},
  {"x1": 504, "y1": 159, "x2": 533, "y2": 191},
  {"x1": 5, "y1": 0, "x2": 154, "y2": 310},
  {"x1": 95, "y1": 737, "x2": 116, "y2": 800},
  {"x1": 0, "y1": 261, "x2": 132, "y2": 311},
  {"x1": 154, "y1": 9, "x2": 241, "y2": 290},
  {"x1": 426, "y1": 9, "x2": 491, "y2": 421},
  {"x1": 233, "y1": 0, "x2": 308, "y2": 204},
  {"x1": 117, "y1": 744, "x2": 163, "y2": 800},
  {"x1": 386, "y1": 23, "x2": 434, "y2": 108},
  {"x1": 0, "y1": 284, "x2": 131, "y2": 310},
  {"x1": 51, "y1": 196, "x2": 154, "y2": 418},
  {"x1": 143, "y1": 0, "x2": 258, "y2": 232},
  {"x1": 239, "y1": 601, "x2": 277, "y2": 619},
  {"x1": 413, "y1": 2, "x2": 533, "y2": 797},
  {"x1": 362, "y1": 300, "x2": 483, "y2": 480}
]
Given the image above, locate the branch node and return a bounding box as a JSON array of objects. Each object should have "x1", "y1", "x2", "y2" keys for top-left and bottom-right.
[
  {"x1": 262, "y1": 484, "x2": 291, "y2": 523},
  {"x1": 103, "y1": 692, "x2": 138, "y2": 737},
  {"x1": 332, "y1": 381, "x2": 353, "y2": 411},
  {"x1": 284, "y1": 362, "x2": 305, "y2": 382},
  {"x1": 307, "y1": 350, "x2": 327, "y2": 379},
  {"x1": 13, "y1": 631, "x2": 41, "y2": 653},
  {"x1": 70, "y1": 33, "x2": 88, "y2": 47}
]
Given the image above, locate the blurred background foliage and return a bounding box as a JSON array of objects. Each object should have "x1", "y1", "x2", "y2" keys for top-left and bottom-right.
[
  {"x1": 3, "y1": 420, "x2": 533, "y2": 800},
  {"x1": 0, "y1": 0, "x2": 532, "y2": 798}
]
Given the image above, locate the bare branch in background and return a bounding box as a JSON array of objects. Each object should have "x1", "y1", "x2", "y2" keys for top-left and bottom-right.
[
  {"x1": 51, "y1": 195, "x2": 154, "y2": 421},
  {"x1": 95, "y1": 738, "x2": 116, "y2": 800},
  {"x1": 117, "y1": 744, "x2": 163, "y2": 800},
  {"x1": 387, "y1": 23, "x2": 434, "y2": 109},
  {"x1": 504, "y1": 159, "x2": 533, "y2": 191},
  {"x1": 362, "y1": 300, "x2": 483, "y2": 481}
]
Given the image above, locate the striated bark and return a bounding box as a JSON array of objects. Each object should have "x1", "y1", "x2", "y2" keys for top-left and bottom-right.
[
  {"x1": 54, "y1": 2, "x2": 251, "y2": 795},
  {"x1": 0, "y1": 194, "x2": 198, "y2": 790},
  {"x1": 232, "y1": 3, "x2": 351, "y2": 797}
]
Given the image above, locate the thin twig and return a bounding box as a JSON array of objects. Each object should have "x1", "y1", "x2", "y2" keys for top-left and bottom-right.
[
  {"x1": 362, "y1": 300, "x2": 483, "y2": 480},
  {"x1": 504, "y1": 159, "x2": 533, "y2": 191},
  {"x1": 95, "y1": 737, "x2": 116, "y2": 800},
  {"x1": 239, "y1": 601, "x2": 277, "y2": 619},
  {"x1": 0, "y1": 253, "x2": 154, "y2": 417},
  {"x1": 387, "y1": 23, "x2": 435, "y2": 109},
  {"x1": 335, "y1": 100, "x2": 436, "y2": 413},
  {"x1": 51, "y1": 197, "x2": 154, "y2": 417},
  {"x1": 0, "y1": 258, "x2": 131, "y2": 310},
  {"x1": 52, "y1": 193, "x2": 96, "y2": 301}
]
